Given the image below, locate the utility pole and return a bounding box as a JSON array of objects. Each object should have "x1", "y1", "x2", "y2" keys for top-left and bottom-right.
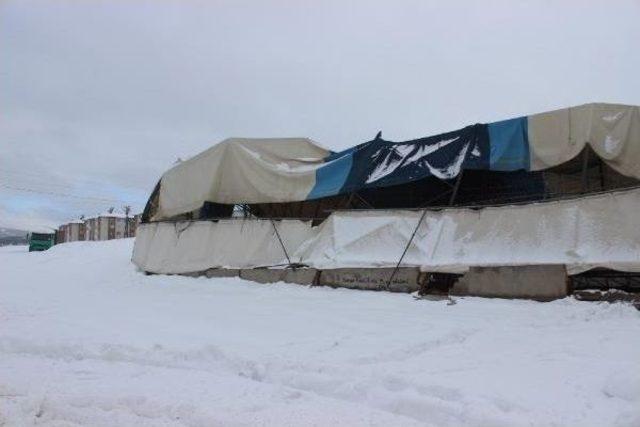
[{"x1": 123, "y1": 205, "x2": 131, "y2": 237}]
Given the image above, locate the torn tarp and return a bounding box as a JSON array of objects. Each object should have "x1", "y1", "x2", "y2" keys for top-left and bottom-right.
[
  {"x1": 150, "y1": 103, "x2": 639, "y2": 221},
  {"x1": 312, "y1": 124, "x2": 491, "y2": 198}
]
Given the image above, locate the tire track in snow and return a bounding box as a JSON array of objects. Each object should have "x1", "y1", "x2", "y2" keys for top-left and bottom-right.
[{"x1": 0, "y1": 334, "x2": 529, "y2": 426}]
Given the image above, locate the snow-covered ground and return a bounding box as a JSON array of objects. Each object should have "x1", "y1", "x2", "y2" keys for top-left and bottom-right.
[{"x1": 1, "y1": 240, "x2": 639, "y2": 427}]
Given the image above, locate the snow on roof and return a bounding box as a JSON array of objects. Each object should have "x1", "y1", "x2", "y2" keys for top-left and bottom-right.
[
  {"x1": 84, "y1": 212, "x2": 130, "y2": 220},
  {"x1": 60, "y1": 211, "x2": 140, "y2": 228}
]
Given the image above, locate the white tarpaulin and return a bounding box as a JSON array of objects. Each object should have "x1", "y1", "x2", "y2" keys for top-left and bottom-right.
[
  {"x1": 154, "y1": 138, "x2": 330, "y2": 221},
  {"x1": 133, "y1": 188, "x2": 640, "y2": 275},
  {"x1": 132, "y1": 219, "x2": 317, "y2": 274},
  {"x1": 528, "y1": 103, "x2": 640, "y2": 177}
]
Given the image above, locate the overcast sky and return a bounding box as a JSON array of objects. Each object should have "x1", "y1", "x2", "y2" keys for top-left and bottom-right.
[{"x1": 1, "y1": 0, "x2": 639, "y2": 230}]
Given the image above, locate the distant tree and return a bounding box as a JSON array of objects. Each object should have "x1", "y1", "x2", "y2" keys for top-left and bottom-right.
[
  {"x1": 107, "y1": 207, "x2": 115, "y2": 214},
  {"x1": 80, "y1": 215, "x2": 85, "y2": 220}
]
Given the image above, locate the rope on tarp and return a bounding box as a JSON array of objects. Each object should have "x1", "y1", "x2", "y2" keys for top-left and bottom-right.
[
  {"x1": 384, "y1": 208, "x2": 429, "y2": 290},
  {"x1": 270, "y1": 218, "x2": 293, "y2": 267},
  {"x1": 385, "y1": 170, "x2": 464, "y2": 290},
  {"x1": 174, "y1": 220, "x2": 194, "y2": 238}
]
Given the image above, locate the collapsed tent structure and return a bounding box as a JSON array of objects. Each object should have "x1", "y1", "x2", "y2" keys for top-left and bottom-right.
[{"x1": 133, "y1": 103, "x2": 640, "y2": 299}]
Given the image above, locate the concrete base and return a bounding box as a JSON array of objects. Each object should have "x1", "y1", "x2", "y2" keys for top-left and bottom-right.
[
  {"x1": 239, "y1": 268, "x2": 318, "y2": 285},
  {"x1": 181, "y1": 264, "x2": 568, "y2": 301},
  {"x1": 204, "y1": 268, "x2": 240, "y2": 278},
  {"x1": 450, "y1": 265, "x2": 568, "y2": 300},
  {"x1": 319, "y1": 268, "x2": 421, "y2": 293}
]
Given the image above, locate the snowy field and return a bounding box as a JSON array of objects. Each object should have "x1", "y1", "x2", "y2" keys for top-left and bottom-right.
[{"x1": 1, "y1": 240, "x2": 639, "y2": 427}]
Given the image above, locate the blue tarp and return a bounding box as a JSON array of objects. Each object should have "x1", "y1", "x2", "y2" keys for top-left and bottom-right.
[{"x1": 307, "y1": 118, "x2": 529, "y2": 200}]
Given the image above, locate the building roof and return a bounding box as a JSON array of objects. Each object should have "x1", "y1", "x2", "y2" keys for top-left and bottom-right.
[{"x1": 84, "y1": 212, "x2": 130, "y2": 220}]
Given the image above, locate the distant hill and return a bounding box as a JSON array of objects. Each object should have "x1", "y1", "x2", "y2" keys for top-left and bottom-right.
[{"x1": 0, "y1": 228, "x2": 28, "y2": 246}]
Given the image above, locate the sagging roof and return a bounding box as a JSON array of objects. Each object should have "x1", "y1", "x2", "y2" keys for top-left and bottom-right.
[{"x1": 151, "y1": 103, "x2": 640, "y2": 221}]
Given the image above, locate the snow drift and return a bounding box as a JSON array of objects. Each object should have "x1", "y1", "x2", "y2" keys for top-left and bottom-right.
[{"x1": 1, "y1": 240, "x2": 640, "y2": 426}]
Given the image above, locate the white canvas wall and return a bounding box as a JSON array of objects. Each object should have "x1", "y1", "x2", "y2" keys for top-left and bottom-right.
[
  {"x1": 133, "y1": 188, "x2": 640, "y2": 275},
  {"x1": 133, "y1": 219, "x2": 317, "y2": 274}
]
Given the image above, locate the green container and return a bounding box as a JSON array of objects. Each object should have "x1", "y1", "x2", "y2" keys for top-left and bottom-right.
[{"x1": 28, "y1": 232, "x2": 55, "y2": 252}]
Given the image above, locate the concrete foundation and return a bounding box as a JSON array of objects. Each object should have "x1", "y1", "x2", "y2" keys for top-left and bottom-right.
[
  {"x1": 204, "y1": 268, "x2": 240, "y2": 278},
  {"x1": 239, "y1": 268, "x2": 318, "y2": 285},
  {"x1": 450, "y1": 265, "x2": 569, "y2": 300},
  {"x1": 186, "y1": 264, "x2": 568, "y2": 301},
  {"x1": 319, "y1": 268, "x2": 421, "y2": 293}
]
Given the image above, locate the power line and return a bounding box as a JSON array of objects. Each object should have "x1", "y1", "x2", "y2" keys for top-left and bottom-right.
[
  {"x1": 0, "y1": 173, "x2": 91, "y2": 192},
  {"x1": 0, "y1": 183, "x2": 143, "y2": 204},
  {"x1": 0, "y1": 168, "x2": 153, "y2": 193}
]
